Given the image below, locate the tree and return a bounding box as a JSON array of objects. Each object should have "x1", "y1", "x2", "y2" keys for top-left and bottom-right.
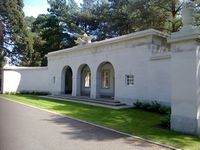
[
  {"x1": 0, "y1": 0, "x2": 34, "y2": 66},
  {"x1": 0, "y1": 21, "x2": 5, "y2": 67},
  {"x1": 77, "y1": 0, "x2": 170, "y2": 40},
  {"x1": 0, "y1": 21, "x2": 3, "y2": 46},
  {"x1": 30, "y1": 0, "x2": 80, "y2": 65},
  {"x1": 25, "y1": 16, "x2": 36, "y2": 31},
  {"x1": 22, "y1": 0, "x2": 192, "y2": 67},
  {"x1": 194, "y1": 0, "x2": 200, "y2": 26},
  {"x1": 30, "y1": 35, "x2": 46, "y2": 66},
  {"x1": 152, "y1": 0, "x2": 183, "y2": 32},
  {"x1": 76, "y1": 0, "x2": 99, "y2": 37}
]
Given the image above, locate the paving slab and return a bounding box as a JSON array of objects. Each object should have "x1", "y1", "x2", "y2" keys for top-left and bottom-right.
[{"x1": 0, "y1": 98, "x2": 175, "y2": 150}]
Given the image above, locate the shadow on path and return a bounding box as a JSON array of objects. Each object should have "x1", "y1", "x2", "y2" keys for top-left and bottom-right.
[{"x1": 42, "y1": 114, "x2": 127, "y2": 141}]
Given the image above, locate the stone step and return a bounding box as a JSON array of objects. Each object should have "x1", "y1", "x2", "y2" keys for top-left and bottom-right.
[
  {"x1": 57, "y1": 95, "x2": 121, "y2": 103},
  {"x1": 47, "y1": 95, "x2": 127, "y2": 107}
]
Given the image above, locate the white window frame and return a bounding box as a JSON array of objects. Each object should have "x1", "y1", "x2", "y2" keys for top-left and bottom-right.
[
  {"x1": 125, "y1": 75, "x2": 134, "y2": 86},
  {"x1": 101, "y1": 70, "x2": 110, "y2": 89},
  {"x1": 84, "y1": 70, "x2": 91, "y2": 88}
]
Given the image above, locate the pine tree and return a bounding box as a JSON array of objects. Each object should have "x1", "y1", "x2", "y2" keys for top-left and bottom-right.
[
  {"x1": 152, "y1": 0, "x2": 183, "y2": 32},
  {"x1": 0, "y1": 0, "x2": 34, "y2": 66},
  {"x1": 31, "y1": 0, "x2": 79, "y2": 65}
]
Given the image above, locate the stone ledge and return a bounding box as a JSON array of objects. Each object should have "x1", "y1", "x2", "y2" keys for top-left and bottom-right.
[
  {"x1": 150, "y1": 54, "x2": 171, "y2": 61},
  {"x1": 168, "y1": 26, "x2": 200, "y2": 44},
  {"x1": 47, "y1": 29, "x2": 169, "y2": 57}
]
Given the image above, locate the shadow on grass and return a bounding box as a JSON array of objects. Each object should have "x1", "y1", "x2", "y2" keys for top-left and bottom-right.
[{"x1": 48, "y1": 104, "x2": 200, "y2": 149}]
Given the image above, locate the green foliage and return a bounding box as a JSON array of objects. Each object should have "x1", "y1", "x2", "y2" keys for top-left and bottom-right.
[
  {"x1": 4, "y1": 92, "x2": 16, "y2": 95},
  {"x1": 17, "y1": 91, "x2": 49, "y2": 95},
  {"x1": 3, "y1": 0, "x2": 198, "y2": 66},
  {"x1": 25, "y1": 16, "x2": 36, "y2": 30},
  {"x1": 0, "y1": 0, "x2": 34, "y2": 65},
  {"x1": 30, "y1": 0, "x2": 79, "y2": 65},
  {"x1": 75, "y1": 0, "x2": 182, "y2": 41},
  {"x1": 134, "y1": 100, "x2": 171, "y2": 128},
  {"x1": 195, "y1": 0, "x2": 200, "y2": 26},
  {"x1": 151, "y1": 0, "x2": 183, "y2": 32},
  {"x1": 2, "y1": 94, "x2": 200, "y2": 150},
  {"x1": 4, "y1": 91, "x2": 49, "y2": 95},
  {"x1": 134, "y1": 100, "x2": 171, "y2": 115},
  {"x1": 160, "y1": 112, "x2": 171, "y2": 128},
  {"x1": 30, "y1": 35, "x2": 46, "y2": 66}
]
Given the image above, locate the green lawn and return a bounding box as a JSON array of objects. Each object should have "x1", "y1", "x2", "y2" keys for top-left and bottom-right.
[{"x1": 1, "y1": 94, "x2": 200, "y2": 150}]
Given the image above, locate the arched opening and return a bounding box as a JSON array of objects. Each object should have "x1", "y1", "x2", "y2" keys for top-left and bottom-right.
[
  {"x1": 61, "y1": 66, "x2": 73, "y2": 94},
  {"x1": 96, "y1": 62, "x2": 115, "y2": 99},
  {"x1": 77, "y1": 64, "x2": 91, "y2": 97}
]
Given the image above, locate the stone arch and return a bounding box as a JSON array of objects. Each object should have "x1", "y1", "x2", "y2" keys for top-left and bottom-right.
[
  {"x1": 77, "y1": 64, "x2": 91, "y2": 96},
  {"x1": 61, "y1": 66, "x2": 73, "y2": 94},
  {"x1": 96, "y1": 62, "x2": 115, "y2": 99}
]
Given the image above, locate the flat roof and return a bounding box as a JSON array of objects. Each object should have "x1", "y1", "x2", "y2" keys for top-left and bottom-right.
[{"x1": 47, "y1": 29, "x2": 169, "y2": 57}]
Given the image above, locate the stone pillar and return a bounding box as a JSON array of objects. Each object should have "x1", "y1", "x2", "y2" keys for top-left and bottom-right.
[
  {"x1": 168, "y1": 0, "x2": 200, "y2": 135},
  {"x1": 90, "y1": 68, "x2": 97, "y2": 99},
  {"x1": 72, "y1": 67, "x2": 78, "y2": 96}
]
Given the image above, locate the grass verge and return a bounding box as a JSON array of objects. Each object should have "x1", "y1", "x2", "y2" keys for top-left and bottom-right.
[{"x1": 1, "y1": 94, "x2": 200, "y2": 150}]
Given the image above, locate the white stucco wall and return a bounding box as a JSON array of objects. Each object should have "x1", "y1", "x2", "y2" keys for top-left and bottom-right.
[
  {"x1": 47, "y1": 29, "x2": 171, "y2": 106},
  {"x1": 2, "y1": 67, "x2": 49, "y2": 93},
  {"x1": 1, "y1": 29, "x2": 172, "y2": 106},
  {"x1": 169, "y1": 39, "x2": 200, "y2": 135}
]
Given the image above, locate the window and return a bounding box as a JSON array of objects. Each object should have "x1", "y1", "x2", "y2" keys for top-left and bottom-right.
[
  {"x1": 53, "y1": 76, "x2": 56, "y2": 84},
  {"x1": 102, "y1": 70, "x2": 110, "y2": 88},
  {"x1": 84, "y1": 71, "x2": 91, "y2": 87},
  {"x1": 126, "y1": 75, "x2": 134, "y2": 85}
]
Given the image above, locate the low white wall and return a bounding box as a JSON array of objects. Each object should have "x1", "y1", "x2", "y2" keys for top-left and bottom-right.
[{"x1": 2, "y1": 66, "x2": 49, "y2": 93}]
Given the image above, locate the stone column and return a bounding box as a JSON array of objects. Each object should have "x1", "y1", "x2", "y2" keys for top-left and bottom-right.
[
  {"x1": 90, "y1": 68, "x2": 97, "y2": 99},
  {"x1": 72, "y1": 66, "x2": 78, "y2": 96},
  {"x1": 168, "y1": 0, "x2": 200, "y2": 135}
]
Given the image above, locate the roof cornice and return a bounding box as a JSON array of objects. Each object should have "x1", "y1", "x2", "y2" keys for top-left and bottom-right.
[
  {"x1": 3, "y1": 66, "x2": 48, "y2": 70},
  {"x1": 47, "y1": 29, "x2": 169, "y2": 57}
]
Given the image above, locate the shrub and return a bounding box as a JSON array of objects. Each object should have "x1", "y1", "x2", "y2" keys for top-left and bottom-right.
[
  {"x1": 5, "y1": 91, "x2": 49, "y2": 96},
  {"x1": 143, "y1": 103, "x2": 151, "y2": 110},
  {"x1": 134, "y1": 100, "x2": 171, "y2": 129},
  {"x1": 160, "y1": 112, "x2": 171, "y2": 128},
  {"x1": 134, "y1": 100, "x2": 170, "y2": 115},
  {"x1": 34, "y1": 91, "x2": 50, "y2": 95},
  {"x1": 134, "y1": 100, "x2": 143, "y2": 108},
  {"x1": 159, "y1": 106, "x2": 171, "y2": 115},
  {"x1": 149, "y1": 101, "x2": 161, "y2": 112},
  {"x1": 5, "y1": 92, "x2": 16, "y2": 95},
  {"x1": 18, "y1": 91, "x2": 30, "y2": 95}
]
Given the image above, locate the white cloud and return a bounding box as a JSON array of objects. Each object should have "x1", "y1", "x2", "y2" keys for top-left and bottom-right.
[{"x1": 23, "y1": 5, "x2": 48, "y2": 17}]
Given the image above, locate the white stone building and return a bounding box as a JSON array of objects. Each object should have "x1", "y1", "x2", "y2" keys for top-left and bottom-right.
[{"x1": 2, "y1": 1, "x2": 200, "y2": 135}]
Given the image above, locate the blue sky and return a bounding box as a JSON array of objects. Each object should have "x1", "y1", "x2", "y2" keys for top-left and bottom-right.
[{"x1": 23, "y1": 0, "x2": 83, "y2": 17}]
